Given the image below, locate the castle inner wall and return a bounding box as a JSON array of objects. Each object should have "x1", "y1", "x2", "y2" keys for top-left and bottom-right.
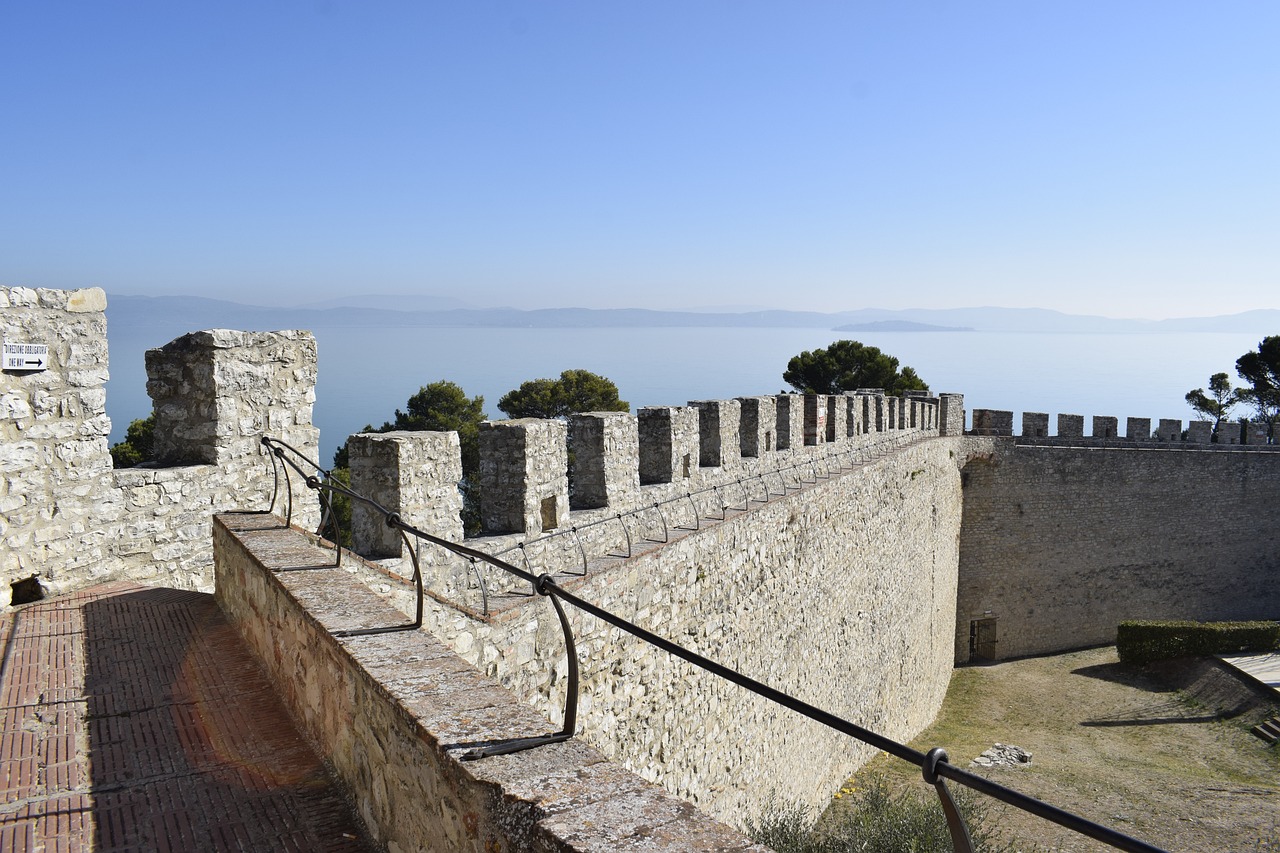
[{"x1": 957, "y1": 440, "x2": 1280, "y2": 661}]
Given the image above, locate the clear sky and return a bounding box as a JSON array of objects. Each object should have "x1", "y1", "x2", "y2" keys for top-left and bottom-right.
[{"x1": 3, "y1": 2, "x2": 1276, "y2": 319}]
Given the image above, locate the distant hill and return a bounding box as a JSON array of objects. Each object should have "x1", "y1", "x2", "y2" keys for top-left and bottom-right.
[
  {"x1": 833, "y1": 321, "x2": 973, "y2": 333},
  {"x1": 104, "y1": 294, "x2": 1280, "y2": 335}
]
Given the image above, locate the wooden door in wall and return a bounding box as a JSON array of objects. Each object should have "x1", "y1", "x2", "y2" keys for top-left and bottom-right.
[{"x1": 969, "y1": 618, "x2": 998, "y2": 661}]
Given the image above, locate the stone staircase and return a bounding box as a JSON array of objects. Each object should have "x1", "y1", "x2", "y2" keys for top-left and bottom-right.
[{"x1": 1250, "y1": 716, "x2": 1280, "y2": 745}]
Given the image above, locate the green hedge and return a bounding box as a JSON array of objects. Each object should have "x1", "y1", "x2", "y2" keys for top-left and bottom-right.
[{"x1": 1117, "y1": 620, "x2": 1280, "y2": 665}]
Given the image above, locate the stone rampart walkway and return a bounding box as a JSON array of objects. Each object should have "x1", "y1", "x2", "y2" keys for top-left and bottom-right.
[{"x1": 0, "y1": 582, "x2": 373, "y2": 852}]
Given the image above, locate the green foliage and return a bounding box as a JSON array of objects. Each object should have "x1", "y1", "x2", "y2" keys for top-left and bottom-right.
[
  {"x1": 745, "y1": 775, "x2": 1015, "y2": 853},
  {"x1": 783, "y1": 340, "x2": 928, "y2": 396},
  {"x1": 1117, "y1": 620, "x2": 1280, "y2": 665},
  {"x1": 1236, "y1": 335, "x2": 1280, "y2": 439},
  {"x1": 497, "y1": 369, "x2": 629, "y2": 419},
  {"x1": 743, "y1": 799, "x2": 826, "y2": 853},
  {"x1": 1184, "y1": 372, "x2": 1242, "y2": 431},
  {"x1": 110, "y1": 414, "x2": 155, "y2": 468}
]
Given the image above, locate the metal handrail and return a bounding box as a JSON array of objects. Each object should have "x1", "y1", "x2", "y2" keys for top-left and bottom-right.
[{"x1": 258, "y1": 431, "x2": 1167, "y2": 853}]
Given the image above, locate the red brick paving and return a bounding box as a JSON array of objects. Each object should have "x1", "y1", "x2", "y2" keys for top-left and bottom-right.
[{"x1": 0, "y1": 582, "x2": 374, "y2": 852}]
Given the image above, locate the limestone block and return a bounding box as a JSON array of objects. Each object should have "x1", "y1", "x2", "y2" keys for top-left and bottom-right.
[
  {"x1": 570, "y1": 412, "x2": 639, "y2": 510},
  {"x1": 689, "y1": 399, "x2": 741, "y2": 468},
  {"x1": 478, "y1": 419, "x2": 568, "y2": 534},
  {"x1": 638, "y1": 406, "x2": 698, "y2": 485},
  {"x1": 67, "y1": 288, "x2": 107, "y2": 313},
  {"x1": 774, "y1": 394, "x2": 804, "y2": 450}
]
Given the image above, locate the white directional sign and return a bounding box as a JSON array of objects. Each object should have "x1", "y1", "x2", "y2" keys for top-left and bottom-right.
[{"x1": 3, "y1": 341, "x2": 50, "y2": 371}]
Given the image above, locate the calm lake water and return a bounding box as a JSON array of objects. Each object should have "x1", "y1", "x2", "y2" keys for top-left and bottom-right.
[{"x1": 104, "y1": 323, "x2": 1269, "y2": 464}]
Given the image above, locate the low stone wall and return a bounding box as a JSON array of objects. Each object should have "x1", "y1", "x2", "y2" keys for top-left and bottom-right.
[
  {"x1": 957, "y1": 440, "x2": 1280, "y2": 661},
  {"x1": 212, "y1": 512, "x2": 764, "y2": 853}
]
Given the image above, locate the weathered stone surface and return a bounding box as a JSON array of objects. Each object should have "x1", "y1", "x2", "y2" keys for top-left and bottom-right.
[
  {"x1": 570, "y1": 412, "x2": 640, "y2": 510},
  {"x1": 971, "y1": 408, "x2": 1013, "y2": 436},
  {"x1": 350, "y1": 431, "x2": 464, "y2": 557},
  {"x1": 214, "y1": 513, "x2": 767, "y2": 852},
  {"x1": 638, "y1": 406, "x2": 698, "y2": 485},
  {"x1": 774, "y1": 394, "x2": 803, "y2": 449},
  {"x1": 689, "y1": 399, "x2": 742, "y2": 469}
]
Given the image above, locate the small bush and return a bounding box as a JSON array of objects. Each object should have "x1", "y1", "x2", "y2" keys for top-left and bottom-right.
[
  {"x1": 1117, "y1": 619, "x2": 1280, "y2": 665},
  {"x1": 110, "y1": 414, "x2": 155, "y2": 468},
  {"x1": 745, "y1": 774, "x2": 1016, "y2": 853}
]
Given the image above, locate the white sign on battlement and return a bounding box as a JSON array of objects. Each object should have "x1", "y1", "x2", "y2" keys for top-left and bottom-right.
[{"x1": 3, "y1": 341, "x2": 50, "y2": 372}]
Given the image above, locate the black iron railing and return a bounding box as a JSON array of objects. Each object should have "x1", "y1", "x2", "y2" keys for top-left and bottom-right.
[{"x1": 257, "y1": 435, "x2": 1167, "y2": 853}]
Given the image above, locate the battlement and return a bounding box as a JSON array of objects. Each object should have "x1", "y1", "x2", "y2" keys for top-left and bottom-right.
[
  {"x1": 347, "y1": 390, "x2": 964, "y2": 559},
  {"x1": 969, "y1": 408, "x2": 1276, "y2": 448}
]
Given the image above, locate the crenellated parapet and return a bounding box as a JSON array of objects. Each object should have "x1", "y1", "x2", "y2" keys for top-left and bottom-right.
[
  {"x1": 970, "y1": 407, "x2": 1278, "y2": 448},
  {"x1": 348, "y1": 391, "x2": 949, "y2": 555}
]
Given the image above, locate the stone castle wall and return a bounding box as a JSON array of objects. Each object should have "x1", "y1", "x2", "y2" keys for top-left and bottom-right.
[
  {"x1": 0, "y1": 286, "x2": 318, "y2": 605},
  {"x1": 957, "y1": 438, "x2": 1280, "y2": 661},
  {"x1": 341, "y1": 395, "x2": 967, "y2": 823}
]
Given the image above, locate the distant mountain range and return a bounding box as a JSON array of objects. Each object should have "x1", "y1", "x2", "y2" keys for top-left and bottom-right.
[{"x1": 105, "y1": 294, "x2": 1280, "y2": 335}]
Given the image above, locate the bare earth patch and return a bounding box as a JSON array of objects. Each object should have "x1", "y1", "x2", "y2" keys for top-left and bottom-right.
[{"x1": 843, "y1": 647, "x2": 1280, "y2": 852}]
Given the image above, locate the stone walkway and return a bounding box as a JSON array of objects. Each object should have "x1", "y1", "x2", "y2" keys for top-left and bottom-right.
[{"x1": 0, "y1": 582, "x2": 373, "y2": 852}]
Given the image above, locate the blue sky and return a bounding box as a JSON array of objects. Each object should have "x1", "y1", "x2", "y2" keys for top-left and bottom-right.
[{"x1": 3, "y1": 2, "x2": 1276, "y2": 319}]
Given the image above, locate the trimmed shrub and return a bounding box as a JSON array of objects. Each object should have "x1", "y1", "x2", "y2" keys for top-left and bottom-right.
[{"x1": 1117, "y1": 620, "x2": 1280, "y2": 665}]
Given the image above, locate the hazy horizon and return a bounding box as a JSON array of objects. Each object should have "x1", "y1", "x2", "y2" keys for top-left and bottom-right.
[{"x1": 99, "y1": 290, "x2": 1280, "y2": 325}]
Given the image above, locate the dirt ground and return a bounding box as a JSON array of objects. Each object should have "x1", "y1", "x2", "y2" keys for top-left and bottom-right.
[{"x1": 843, "y1": 647, "x2": 1280, "y2": 852}]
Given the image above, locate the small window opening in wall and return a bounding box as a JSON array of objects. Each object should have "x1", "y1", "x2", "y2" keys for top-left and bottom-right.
[
  {"x1": 765, "y1": 431, "x2": 773, "y2": 452},
  {"x1": 681, "y1": 453, "x2": 691, "y2": 479},
  {"x1": 969, "y1": 618, "x2": 998, "y2": 662},
  {"x1": 10, "y1": 575, "x2": 46, "y2": 606},
  {"x1": 540, "y1": 496, "x2": 558, "y2": 532}
]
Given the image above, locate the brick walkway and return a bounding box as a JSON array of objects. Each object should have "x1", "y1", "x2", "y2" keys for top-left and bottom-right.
[{"x1": 0, "y1": 582, "x2": 374, "y2": 852}]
